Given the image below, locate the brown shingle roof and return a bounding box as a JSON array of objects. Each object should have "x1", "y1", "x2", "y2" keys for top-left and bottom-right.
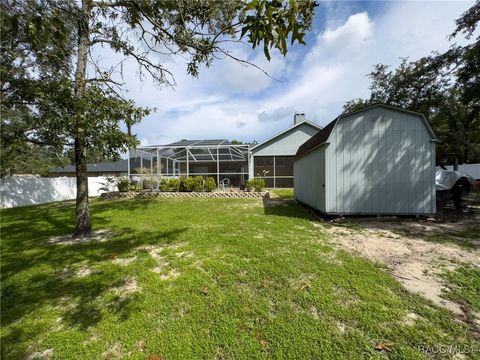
[{"x1": 294, "y1": 119, "x2": 337, "y2": 160}]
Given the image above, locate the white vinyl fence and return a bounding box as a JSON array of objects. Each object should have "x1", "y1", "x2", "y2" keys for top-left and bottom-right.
[{"x1": 0, "y1": 176, "x2": 114, "y2": 208}]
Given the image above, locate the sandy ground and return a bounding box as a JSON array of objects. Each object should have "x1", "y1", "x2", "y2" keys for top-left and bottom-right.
[{"x1": 318, "y1": 205, "x2": 479, "y2": 327}]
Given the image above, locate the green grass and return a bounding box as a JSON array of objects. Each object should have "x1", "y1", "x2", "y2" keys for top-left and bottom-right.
[
  {"x1": 1, "y1": 198, "x2": 479, "y2": 359},
  {"x1": 269, "y1": 188, "x2": 294, "y2": 199},
  {"x1": 441, "y1": 264, "x2": 480, "y2": 314},
  {"x1": 424, "y1": 225, "x2": 480, "y2": 250}
]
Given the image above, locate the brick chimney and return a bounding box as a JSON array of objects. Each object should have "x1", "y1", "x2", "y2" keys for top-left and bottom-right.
[{"x1": 294, "y1": 112, "x2": 306, "y2": 125}]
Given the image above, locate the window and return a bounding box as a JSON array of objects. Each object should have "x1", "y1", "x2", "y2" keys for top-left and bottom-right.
[
  {"x1": 256, "y1": 159, "x2": 264, "y2": 166},
  {"x1": 276, "y1": 159, "x2": 285, "y2": 167},
  {"x1": 266, "y1": 158, "x2": 273, "y2": 166}
]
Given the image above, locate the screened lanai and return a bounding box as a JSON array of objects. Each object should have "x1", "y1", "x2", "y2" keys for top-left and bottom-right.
[{"x1": 128, "y1": 140, "x2": 250, "y2": 187}]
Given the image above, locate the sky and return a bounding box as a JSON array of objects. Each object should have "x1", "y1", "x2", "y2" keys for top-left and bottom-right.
[{"x1": 101, "y1": 1, "x2": 475, "y2": 147}]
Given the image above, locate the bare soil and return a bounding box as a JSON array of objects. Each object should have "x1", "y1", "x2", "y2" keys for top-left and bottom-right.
[{"x1": 320, "y1": 206, "x2": 480, "y2": 321}]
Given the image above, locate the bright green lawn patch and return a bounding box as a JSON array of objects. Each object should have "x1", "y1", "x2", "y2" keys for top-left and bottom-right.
[
  {"x1": 441, "y1": 264, "x2": 480, "y2": 314},
  {"x1": 1, "y1": 198, "x2": 479, "y2": 359},
  {"x1": 269, "y1": 188, "x2": 294, "y2": 199}
]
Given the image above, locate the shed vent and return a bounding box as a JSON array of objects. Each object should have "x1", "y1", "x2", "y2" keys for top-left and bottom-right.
[{"x1": 294, "y1": 112, "x2": 306, "y2": 125}]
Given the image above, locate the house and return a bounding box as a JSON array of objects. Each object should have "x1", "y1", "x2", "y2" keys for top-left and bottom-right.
[
  {"x1": 248, "y1": 113, "x2": 322, "y2": 187},
  {"x1": 131, "y1": 113, "x2": 321, "y2": 188},
  {"x1": 294, "y1": 104, "x2": 437, "y2": 215}
]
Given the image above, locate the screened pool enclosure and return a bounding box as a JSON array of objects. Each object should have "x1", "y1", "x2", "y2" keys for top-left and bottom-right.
[{"x1": 128, "y1": 140, "x2": 250, "y2": 188}]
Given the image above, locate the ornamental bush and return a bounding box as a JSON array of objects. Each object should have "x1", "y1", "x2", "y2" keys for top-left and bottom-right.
[
  {"x1": 181, "y1": 177, "x2": 195, "y2": 192},
  {"x1": 253, "y1": 178, "x2": 265, "y2": 192},
  {"x1": 143, "y1": 178, "x2": 157, "y2": 190},
  {"x1": 246, "y1": 178, "x2": 265, "y2": 192},
  {"x1": 117, "y1": 177, "x2": 130, "y2": 192},
  {"x1": 192, "y1": 176, "x2": 205, "y2": 192},
  {"x1": 169, "y1": 178, "x2": 180, "y2": 191},
  {"x1": 205, "y1": 177, "x2": 216, "y2": 192},
  {"x1": 159, "y1": 178, "x2": 170, "y2": 191}
]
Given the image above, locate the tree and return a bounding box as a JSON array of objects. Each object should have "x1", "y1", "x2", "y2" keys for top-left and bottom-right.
[
  {"x1": 1, "y1": 0, "x2": 317, "y2": 237},
  {"x1": 342, "y1": 1, "x2": 480, "y2": 164}
]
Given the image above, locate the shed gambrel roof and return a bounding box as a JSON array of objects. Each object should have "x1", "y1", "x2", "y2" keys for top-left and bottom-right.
[
  {"x1": 294, "y1": 104, "x2": 437, "y2": 161},
  {"x1": 250, "y1": 120, "x2": 322, "y2": 153}
]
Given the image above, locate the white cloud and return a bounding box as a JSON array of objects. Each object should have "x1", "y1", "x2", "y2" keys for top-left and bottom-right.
[
  {"x1": 322, "y1": 12, "x2": 373, "y2": 45},
  {"x1": 114, "y1": 0, "x2": 474, "y2": 146}
]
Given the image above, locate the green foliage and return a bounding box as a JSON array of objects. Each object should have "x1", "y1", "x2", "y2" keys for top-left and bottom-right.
[
  {"x1": 143, "y1": 178, "x2": 157, "y2": 190},
  {"x1": 180, "y1": 177, "x2": 195, "y2": 192},
  {"x1": 246, "y1": 178, "x2": 265, "y2": 192},
  {"x1": 117, "y1": 177, "x2": 140, "y2": 192},
  {"x1": 241, "y1": 0, "x2": 317, "y2": 60},
  {"x1": 159, "y1": 178, "x2": 170, "y2": 192},
  {"x1": 205, "y1": 177, "x2": 216, "y2": 192},
  {"x1": 129, "y1": 181, "x2": 142, "y2": 192},
  {"x1": 117, "y1": 178, "x2": 131, "y2": 192},
  {"x1": 191, "y1": 176, "x2": 205, "y2": 192},
  {"x1": 169, "y1": 178, "x2": 180, "y2": 192},
  {"x1": 180, "y1": 176, "x2": 214, "y2": 192}
]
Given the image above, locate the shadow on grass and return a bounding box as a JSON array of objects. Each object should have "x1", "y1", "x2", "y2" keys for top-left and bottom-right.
[
  {"x1": 1, "y1": 198, "x2": 188, "y2": 340},
  {"x1": 262, "y1": 197, "x2": 312, "y2": 220}
]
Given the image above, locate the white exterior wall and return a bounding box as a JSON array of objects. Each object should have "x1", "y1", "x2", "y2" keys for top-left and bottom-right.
[
  {"x1": 294, "y1": 145, "x2": 327, "y2": 211},
  {"x1": 0, "y1": 176, "x2": 113, "y2": 208}
]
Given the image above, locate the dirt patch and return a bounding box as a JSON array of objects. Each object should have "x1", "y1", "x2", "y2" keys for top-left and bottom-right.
[
  {"x1": 49, "y1": 230, "x2": 110, "y2": 245},
  {"x1": 113, "y1": 276, "x2": 140, "y2": 299},
  {"x1": 102, "y1": 342, "x2": 129, "y2": 359},
  {"x1": 26, "y1": 348, "x2": 53, "y2": 360},
  {"x1": 175, "y1": 251, "x2": 194, "y2": 259},
  {"x1": 336, "y1": 321, "x2": 347, "y2": 334},
  {"x1": 112, "y1": 256, "x2": 137, "y2": 266},
  {"x1": 322, "y1": 214, "x2": 480, "y2": 318},
  {"x1": 403, "y1": 312, "x2": 420, "y2": 326},
  {"x1": 75, "y1": 265, "x2": 92, "y2": 277},
  {"x1": 159, "y1": 269, "x2": 181, "y2": 280}
]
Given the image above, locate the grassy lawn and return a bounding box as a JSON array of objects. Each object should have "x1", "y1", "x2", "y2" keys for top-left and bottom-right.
[
  {"x1": 441, "y1": 264, "x2": 480, "y2": 315},
  {"x1": 1, "y1": 198, "x2": 479, "y2": 359}
]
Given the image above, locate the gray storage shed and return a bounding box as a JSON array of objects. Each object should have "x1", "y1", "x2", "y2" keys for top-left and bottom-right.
[{"x1": 294, "y1": 104, "x2": 437, "y2": 215}]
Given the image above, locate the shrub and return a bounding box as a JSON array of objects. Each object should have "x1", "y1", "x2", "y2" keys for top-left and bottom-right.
[
  {"x1": 169, "y1": 178, "x2": 180, "y2": 191},
  {"x1": 181, "y1": 177, "x2": 195, "y2": 192},
  {"x1": 192, "y1": 176, "x2": 204, "y2": 192},
  {"x1": 205, "y1": 177, "x2": 216, "y2": 192},
  {"x1": 129, "y1": 181, "x2": 142, "y2": 192},
  {"x1": 246, "y1": 178, "x2": 265, "y2": 192},
  {"x1": 117, "y1": 178, "x2": 130, "y2": 192},
  {"x1": 143, "y1": 178, "x2": 157, "y2": 190},
  {"x1": 159, "y1": 178, "x2": 170, "y2": 192},
  {"x1": 253, "y1": 178, "x2": 265, "y2": 192}
]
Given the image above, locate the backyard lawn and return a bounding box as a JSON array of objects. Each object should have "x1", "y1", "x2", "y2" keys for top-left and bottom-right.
[{"x1": 1, "y1": 196, "x2": 479, "y2": 359}]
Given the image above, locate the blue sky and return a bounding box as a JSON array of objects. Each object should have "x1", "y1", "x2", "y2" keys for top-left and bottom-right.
[{"x1": 107, "y1": 1, "x2": 474, "y2": 147}]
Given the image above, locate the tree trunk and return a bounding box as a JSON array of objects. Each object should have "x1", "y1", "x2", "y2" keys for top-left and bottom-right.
[{"x1": 73, "y1": 0, "x2": 91, "y2": 237}]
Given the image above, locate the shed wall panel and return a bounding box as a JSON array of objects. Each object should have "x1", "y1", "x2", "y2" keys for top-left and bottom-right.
[
  {"x1": 321, "y1": 107, "x2": 435, "y2": 214},
  {"x1": 294, "y1": 146, "x2": 326, "y2": 211}
]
